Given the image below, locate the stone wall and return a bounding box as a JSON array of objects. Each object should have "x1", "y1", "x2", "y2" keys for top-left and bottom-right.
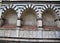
[{"x1": 0, "y1": 2, "x2": 60, "y2": 39}]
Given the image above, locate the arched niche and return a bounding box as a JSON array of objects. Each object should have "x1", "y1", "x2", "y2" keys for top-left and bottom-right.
[
  {"x1": 21, "y1": 8, "x2": 37, "y2": 30},
  {"x1": 42, "y1": 8, "x2": 58, "y2": 30},
  {"x1": 1, "y1": 8, "x2": 17, "y2": 29}
]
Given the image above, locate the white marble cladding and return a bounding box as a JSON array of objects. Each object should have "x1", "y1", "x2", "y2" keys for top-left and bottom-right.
[
  {"x1": 37, "y1": 20, "x2": 42, "y2": 27},
  {"x1": 0, "y1": 30, "x2": 17, "y2": 37},
  {"x1": 56, "y1": 31, "x2": 60, "y2": 38},
  {"x1": 0, "y1": 30, "x2": 60, "y2": 38}
]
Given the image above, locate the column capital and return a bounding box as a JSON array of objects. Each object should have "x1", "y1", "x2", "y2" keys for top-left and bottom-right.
[
  {"x1": 37, "y1": 18, "x2": 42, "y2": 20},
  {"x1": 17, "y1": 18, "x2": 22, "y2": 20}
]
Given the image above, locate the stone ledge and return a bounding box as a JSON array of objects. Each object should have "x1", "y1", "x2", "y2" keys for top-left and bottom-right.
[{"x1": 0, "y1": 37, "x2": 60, "y2": 42}]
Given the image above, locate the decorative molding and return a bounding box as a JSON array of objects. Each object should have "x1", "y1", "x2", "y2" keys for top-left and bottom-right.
[
  {"x1": 41, "y1": 4, "x2": 59, "y2": 14},
  {"x1": 0, "y1": 3, "x2": 60, "y2": 29}
]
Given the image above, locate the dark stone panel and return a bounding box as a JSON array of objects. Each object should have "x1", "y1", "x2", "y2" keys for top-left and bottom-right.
[
  {"x1": 2, "y1": 1, "x2": 60, "y2": 4},
  {"x1": 0, "y1": 40, "x2": 60, "y2": 43}
]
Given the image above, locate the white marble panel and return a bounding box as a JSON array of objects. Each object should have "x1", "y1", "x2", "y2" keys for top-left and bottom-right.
[
  {"x1": 0, "y1": 30, "x2": 5, "y2": 36},
  {"x1": 37, "y1": 30, "x2": 43, "y2": 38},
  {"x1": 48, "y1": 31, "x2": 56, "y2": 38},
  {"x1": 9, "y1": 30, "x2": 17, "y2": 37},
  {"x1": 56, "y1": 31, "x2": 60, "y2": 38},
  {"x1": 43, "y1": 31, "x2": 49, "y2": 38}
]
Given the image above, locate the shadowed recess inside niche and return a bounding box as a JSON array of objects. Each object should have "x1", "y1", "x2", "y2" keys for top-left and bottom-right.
[
  {"x1": 0, "y1": 8, "x2": 17, "y2": 29},
  {"x1": 21, "y1": 8, "x2": 37, "y2": 30},
  {"x1": 42, "y1": 8, "x2": 60, "y2": 30}
]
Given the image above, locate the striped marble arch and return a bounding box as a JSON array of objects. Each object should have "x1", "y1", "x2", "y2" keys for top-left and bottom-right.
[
  {"x1": 41, "y1": 4, "x2": 60, "y2": 22},
  {"x1": 0, "y1": 3, "x2": 60, "y2": 30},
  {"x1": 41, "y1": 4, "x2": 59, "y2": 15}
]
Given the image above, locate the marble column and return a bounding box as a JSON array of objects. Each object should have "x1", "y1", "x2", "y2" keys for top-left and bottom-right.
[
  {"x1": 0, "y1": 9, "x2": 3, "y2": 26},
  {"x1": 37, "y1": 10, "x2": 43, "y2": 30}
]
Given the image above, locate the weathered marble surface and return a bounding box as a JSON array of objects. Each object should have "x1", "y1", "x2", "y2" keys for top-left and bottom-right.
[{"x1": 0, "y1": 30, "x2": 60, "y2": 38}]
